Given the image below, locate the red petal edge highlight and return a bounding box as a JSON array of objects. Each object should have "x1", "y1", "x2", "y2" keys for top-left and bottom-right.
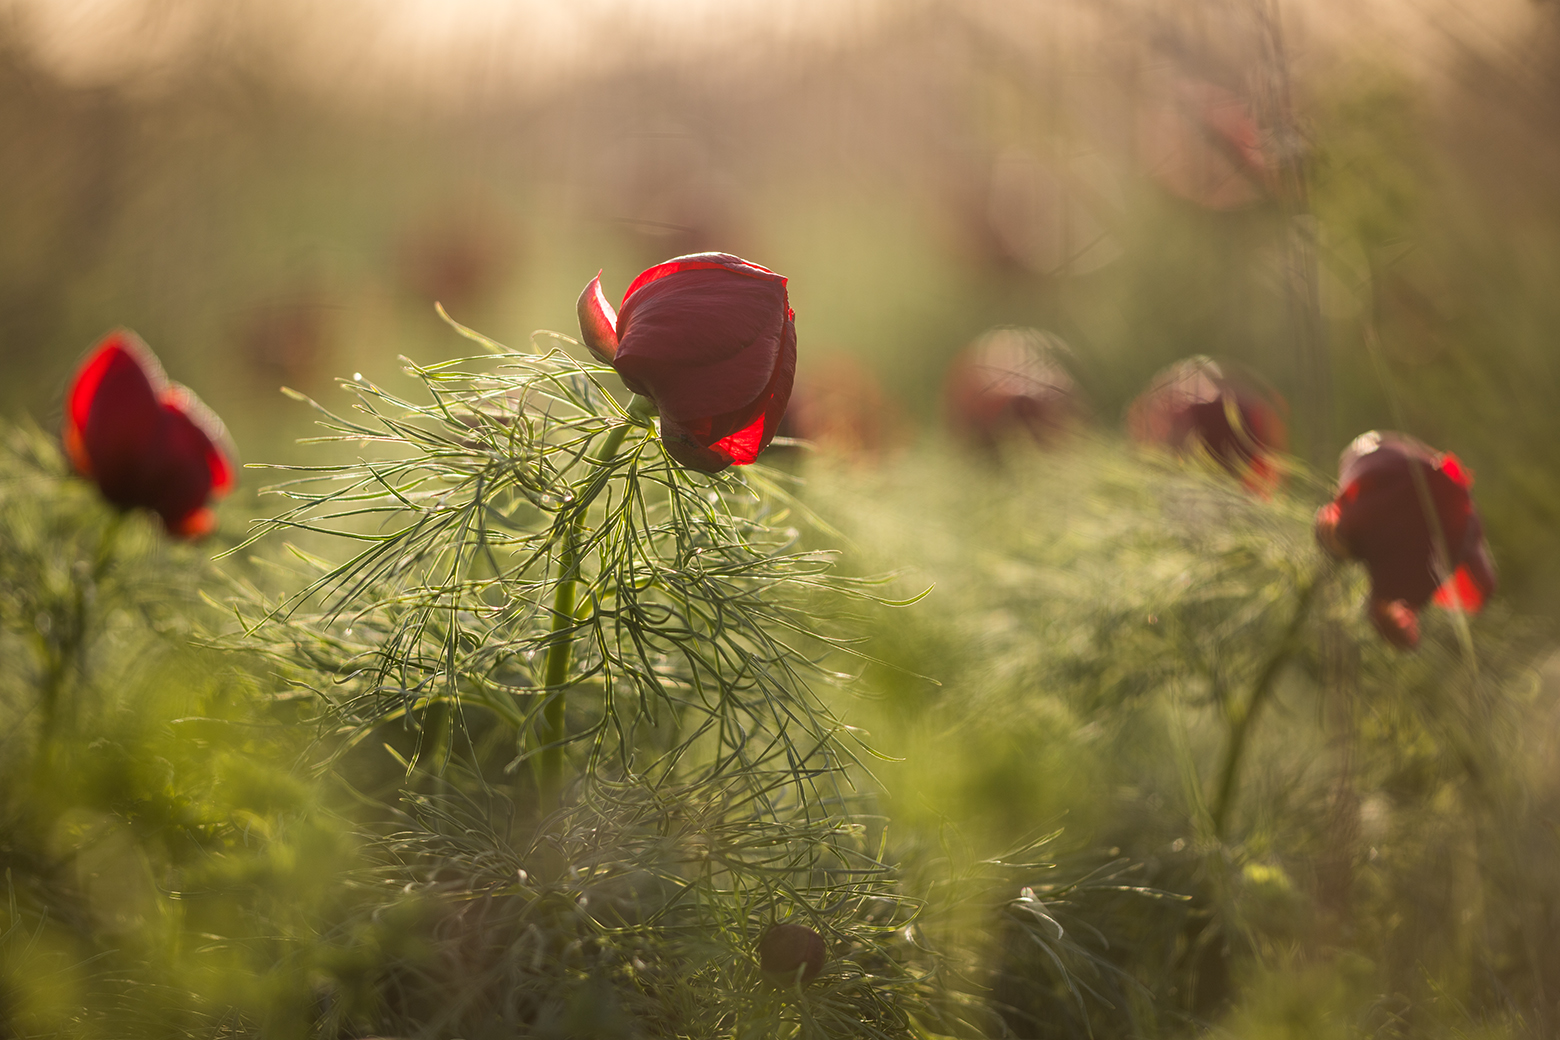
[
  {"x1": 1433, "y1": 563, "x2": 1490, "y2": 613},
  {"x1": 65, "y1": 330, "x2": 167, "y2": 474},
  {"x1": 711, "y1": 410, "x2": 768, "y2": 467},
  {"x1": 1437, "y1": 452, "x2": 1473, "y2": 489},
  {"x1": 576, "y1": 272, "x2": 620, "y2": 364},
  {"x1": 171, "y1": 507, "x2": 218, "y2": 539},
  {"x1": 622, "y1": 253, "x2": 785, "y2": 306},
  {"x1": 160, "y1": 384, "x2": 237, "y2": 498}
]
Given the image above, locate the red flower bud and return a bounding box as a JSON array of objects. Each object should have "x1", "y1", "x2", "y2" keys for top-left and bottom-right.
[
  {"x1": 944, "y1": 327, "x2": 1082, "y2": 451},
  {"x1": 757, "y1": 923, "x2": 826, "y2": 986},
  {"x1": 577, "y1": 253, "x2": 796, "y2": 473},
  {"x1": 63, "y1": 331, "x2": 236, "y2": 538},
  {"x1": 1128, "y1": 356, "x2": 1287, "y2": 492},
  {"x1": 1318, "y1": 430, "x2": 1496, "y2": 648}
]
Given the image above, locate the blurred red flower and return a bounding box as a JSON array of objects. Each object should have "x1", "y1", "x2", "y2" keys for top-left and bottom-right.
[
  {"x1": 1138, "y1": 76, "x2": 1274, "y2": 211},
  {"x1": 779, "y1": 354, "x2": 906, "y2": 464},
  {"x1": 1315, "y1": 430, "x2": 1495, "y2": 649},
  {"x1": 577, "y1": 252, "x2": 796, "y2": 473},
  {"x1": 63, "y1": 330, "x2": 236, "y2": 538},
  {"x1": 1128, "y1": 356, "x2": 1287, "y2": 492},
  {"x1": 945, "y1": 327, "x2": 1083, "y2": 451}
]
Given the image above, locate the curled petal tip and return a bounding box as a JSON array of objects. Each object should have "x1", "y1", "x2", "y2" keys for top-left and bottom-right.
[{"x1": 577, "y1": 272, "x2": 620, "y2": 364}]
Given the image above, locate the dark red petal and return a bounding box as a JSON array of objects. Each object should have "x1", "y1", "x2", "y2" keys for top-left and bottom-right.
[
  {"x1": 67, "y1": 330, "x2": 165, "y2": 440},
  {"x1": 652, "y1": 306, "x2": 796, "y2": 472},
  {"x1": 161, "y1": 384, "x2": 237, "y2": 497},
  {"x1": 1338, "y1": 430, "x2": 1436, "y2": 489},
  {"x1": 68, "y1": 333, "x2": 166, "y2": 508},
  {"x1": 750, "y1": 305, "x2": 796, "y2": 457},
  {"x1": 621, "y1": 252, "x2": 784, "y2": 304},
  {"x1": 617, "y1": 266, "x2": 786, "y2": 364},
  {"x1": 143, "y1": 401, "x2": 226, "y2": 537},
  {"x1": 657, "y1": 414, "x2": 734, "y2": 473},
  {"x1": 576, "y1": 272, "x2": 620, "y2": 364},
  {"x1": 614, "y1": 272, "x2": 787, "y2": 420}
]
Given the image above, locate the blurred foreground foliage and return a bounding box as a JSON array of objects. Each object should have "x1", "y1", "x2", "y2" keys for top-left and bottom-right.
[
  {"x1": 3, "y1": 336, "x2": 1560, "y2": 1038},
  {"x1": 0, "y1": 425, "x2": 357, "y2": 1036},
  {"x1": 811, "y1": 438, "x2": 1560, "y2": 1038}
]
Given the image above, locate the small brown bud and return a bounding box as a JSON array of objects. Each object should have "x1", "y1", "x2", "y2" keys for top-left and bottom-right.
[{"x1": 757, "y1": 923, "x2": 826, "y2": 986}]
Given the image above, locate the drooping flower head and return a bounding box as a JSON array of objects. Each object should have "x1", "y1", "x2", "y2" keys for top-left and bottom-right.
[
  {"x1": 944, "y1": 327, "x2": 1083, "y2": 451},
  {"x1": 1314, "y1": 430, "x2": 1496, "y2": 649},
  {"x1": 576, "y1": 253, "x2": 796, "y2": 473},
  {"x1": 1128, "y1": 356, "x2": 1287, "y2": 491},
  {"x1": 63, "y1": 330, "x2": 236, "y2": 538}
]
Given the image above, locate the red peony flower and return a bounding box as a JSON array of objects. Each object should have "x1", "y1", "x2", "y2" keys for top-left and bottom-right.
[
  {"x1": 1128, "y1": 356, "x2": 1287, "y2": 492},
  {"x1": 63, "y1": 330, "x2": 236, "y2": 538},
  {"x1": 944, "y1": 327, "x2": 1082, "y2": 451},
  {"x1": 757, "y1": 923, "x2": 826, "y2": 986},
  {"x1": 576, "y1": 252, "x2": 796, "y2": 473},
  {"x1": 1314, "y1": 430, "x2": 1496, "y2": 649}
]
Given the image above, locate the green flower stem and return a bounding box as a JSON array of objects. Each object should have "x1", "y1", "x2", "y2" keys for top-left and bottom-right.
[
  {"x1": 1211, "y1": 573, "x2": 1318, "y2": 841},
  {"x1": 535, "y1": 395, "x2": 650, "y2": 800},
  {"x1": 38, "y1": 511, "x2": 123, "y2": 746}
]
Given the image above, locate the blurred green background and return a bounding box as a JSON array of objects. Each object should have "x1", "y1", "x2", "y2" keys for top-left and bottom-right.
[{"x1": 6, "y1": 0, "x2": 1560, "y2": 613}]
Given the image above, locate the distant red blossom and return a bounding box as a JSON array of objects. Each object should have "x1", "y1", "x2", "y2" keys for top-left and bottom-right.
[
  {"x1": 1128, "y1": 356, "x2": 1287, "y2": 492},
  {"x1": 63, "y1": 330, "x2": 235, "y2": 538},
  {"x1": 945, "y1": 327, "x2": 1083, "y2": 451},
  {"x1": 1315, "y1": 430, "x2": 1495, "y2": 649},
  {"x1": 1139, "y1": 77, "x2": 1275, "y2": 210},
  {"x1": 577, "y1": 252, "x2": 796, "y2": 473},
  {"x1": 779, "y1": 355, "x2": 905, "y2": 463}
]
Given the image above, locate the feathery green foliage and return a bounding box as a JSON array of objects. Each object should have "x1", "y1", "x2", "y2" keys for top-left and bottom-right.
[{"x1": 229, "y1": 330, "x2": 991, "y2": 1038}]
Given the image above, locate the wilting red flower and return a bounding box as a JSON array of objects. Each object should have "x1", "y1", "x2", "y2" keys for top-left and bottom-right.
[
  {"x1": 63, "y1": 330, "x2": 236, "y2": 538},
  {"x1": 945, "y1": 327, "x2": 1082, "y2": 451},
  {"x1": 1128, "y1": 356, "x2": 1287, "y2": 491},
  {"x1": 1315, "y1": 430, "x2": 1495, "y2": 649},
  {"x1": 577, "y1": 252, "x2": 796, "y2": 473},
  {"x1": 757, "y1": 923, "x2": 826, "y2": 986}
]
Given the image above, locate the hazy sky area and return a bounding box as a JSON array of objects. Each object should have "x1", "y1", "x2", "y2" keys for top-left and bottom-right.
[
  {"x1": 4, "y1": 0, "x2": 892, "y2": 100},
  {"x1": 2, "y1": 0, "x2": 1535, "y2": 104}
]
